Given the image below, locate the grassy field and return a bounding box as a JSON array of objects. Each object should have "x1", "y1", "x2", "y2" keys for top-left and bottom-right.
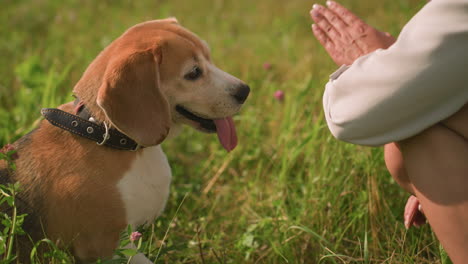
[{"x1": 0, "y1": 0, "x2": 451, "y2": 263}]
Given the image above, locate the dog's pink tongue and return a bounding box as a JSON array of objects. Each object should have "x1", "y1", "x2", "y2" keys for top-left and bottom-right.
[{"x1": 213, "y1": 117, "x2": 237, "y2": 152}]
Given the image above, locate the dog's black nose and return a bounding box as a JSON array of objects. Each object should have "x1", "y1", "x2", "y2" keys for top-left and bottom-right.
[{"x1": 232, "y1": 84, "x2": 250, "y2": 104}]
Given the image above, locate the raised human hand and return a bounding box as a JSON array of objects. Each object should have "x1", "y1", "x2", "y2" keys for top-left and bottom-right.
[{"x1": 310, "y1": 1, "x2": 396, "y2": 66}]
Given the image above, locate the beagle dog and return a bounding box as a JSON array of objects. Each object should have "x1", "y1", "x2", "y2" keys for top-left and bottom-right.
[{"x1": 0, "y1": 18, "x2": 249, "y2": 263}]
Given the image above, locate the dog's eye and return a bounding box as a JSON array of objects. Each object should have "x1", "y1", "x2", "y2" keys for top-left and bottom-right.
[{"x1": 184, "y1": 66, "x2": 203, "y2": 81}]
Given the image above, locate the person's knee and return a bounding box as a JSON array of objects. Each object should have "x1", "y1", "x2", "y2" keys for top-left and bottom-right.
[
  {"x1": 403, "y1": 103, "x2": 468, "y2": 150},
  {"x1": 442, "y1": 103, "x2": 468, "y2": 139},
  {"x1": 399, "y1": 123, "x2": 468, "y2": 202},
  {"x1": 400, "y1": 123, "x2": 467, "y2": 153},
  {"x1": 384, "y1": 143, "x2": 414, "y2": 194}
]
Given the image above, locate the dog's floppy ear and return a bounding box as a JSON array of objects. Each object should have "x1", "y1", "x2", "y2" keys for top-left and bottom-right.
[
  {"x1": 96, "y1": 47, "x2": 170, "y2": 146},
  {"x1": 165, "y1": 17, "x2": 179, "y2": 24}
]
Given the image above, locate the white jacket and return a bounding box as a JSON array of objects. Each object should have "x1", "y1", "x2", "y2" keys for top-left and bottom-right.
[{"x1": 323, "y1": 0, "x2": 468, "y2": 146}]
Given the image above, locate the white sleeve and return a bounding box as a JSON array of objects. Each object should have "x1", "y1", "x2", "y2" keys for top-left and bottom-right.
[{"x1": 323, "y1": 0, "x2": 468, "y2": 146}]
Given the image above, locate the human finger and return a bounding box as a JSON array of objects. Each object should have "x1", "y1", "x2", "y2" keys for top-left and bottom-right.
[
  {"x1": 313, "y1": 3, "x2": 351, "y2": 41},
  {"x1": 404, "y1": 195, "x2": 419, "y2": 229},
  {"x1": 311, "y1": 23, "x2": 336, "y2": 53},
  {"x1": 310, "y1": 6, "x2": 342, "y2": 41},
  {"x1": 326, "y1": 1, "x2": 397, "y2": 53},
  {"x1": 326, "y1": 1, "x2": 365, "y2": 28}
]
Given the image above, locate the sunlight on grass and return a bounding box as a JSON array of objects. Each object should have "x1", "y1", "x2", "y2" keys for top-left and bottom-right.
[{"x1": 0, "y1": 0, "x2": 446, "y2": 263}]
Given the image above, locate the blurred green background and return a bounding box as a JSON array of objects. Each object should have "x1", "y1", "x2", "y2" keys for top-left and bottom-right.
[{"x1": 1, "y1": 0, "x2": 450, "y2": 263}]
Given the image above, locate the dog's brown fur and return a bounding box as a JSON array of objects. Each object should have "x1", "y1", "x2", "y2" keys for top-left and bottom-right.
[
  {"x1": 1, "y1": 18, "x2": 248, "y2": 263},
  {"x1": 2, "y1": 102, "x2": 135, "y2": 261}
]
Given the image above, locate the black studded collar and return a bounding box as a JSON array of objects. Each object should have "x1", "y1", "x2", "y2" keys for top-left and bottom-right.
[{"x1": 41, "y1": 101, "x2": 141, "y2": 151}]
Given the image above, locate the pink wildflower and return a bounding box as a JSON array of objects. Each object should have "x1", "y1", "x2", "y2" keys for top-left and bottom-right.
[
  {"x1": 0, "y1": 144, "x2": 18, "y2": 160},
  {"x1": 263, "y1": 62, "x2": 272, "y2": 70},
  {"x1": 274, "y1": 90, "x2": 285, "y2": 102},
  {"x1": 130, "y1": 231, "x2": 142, "y2": 242}
]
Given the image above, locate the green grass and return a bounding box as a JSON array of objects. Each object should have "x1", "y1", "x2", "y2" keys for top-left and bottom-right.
[{"x1": 0, "y1": 0, "x2": 448, "y2": 263}]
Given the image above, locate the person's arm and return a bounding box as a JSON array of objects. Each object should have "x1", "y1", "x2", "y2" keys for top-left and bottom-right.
[{"x1": 323, "y1": 0, "x2": 468, "y2": 146}]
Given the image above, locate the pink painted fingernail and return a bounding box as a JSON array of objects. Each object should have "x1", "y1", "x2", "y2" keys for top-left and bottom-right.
[
  {"x1": 326, "y1": 1, "x2": 335, "y2": 7},
  {"x1": 313, "y1": 4, "x2": 319, "y2": 9},
  {"x1": 311, "y1": 10, "x2": 319, "y2": 17},
  {"x1": 404, "y1": 221, "x2": 409, "y2": 229}
]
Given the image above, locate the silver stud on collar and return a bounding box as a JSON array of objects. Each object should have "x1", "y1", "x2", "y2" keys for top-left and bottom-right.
[
  {"x1": 71, "y1": 120, "x2": 78, "y2": 127},
  {"x1": 87, "y1": 127, "x2": 94, "y2": 134},
  {"x1": 120, "y1": 138, "x2": 127, "y2": 145}
]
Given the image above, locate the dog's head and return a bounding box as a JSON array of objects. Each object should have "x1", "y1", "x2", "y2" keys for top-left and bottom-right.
[{"x1": 73, "y1": 18, "x2": 249, "y2": 151}]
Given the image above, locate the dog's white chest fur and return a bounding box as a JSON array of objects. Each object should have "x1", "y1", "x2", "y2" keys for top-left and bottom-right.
[{"x1": 117, "y1": 146, "x2": 172, "y2": 227}]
